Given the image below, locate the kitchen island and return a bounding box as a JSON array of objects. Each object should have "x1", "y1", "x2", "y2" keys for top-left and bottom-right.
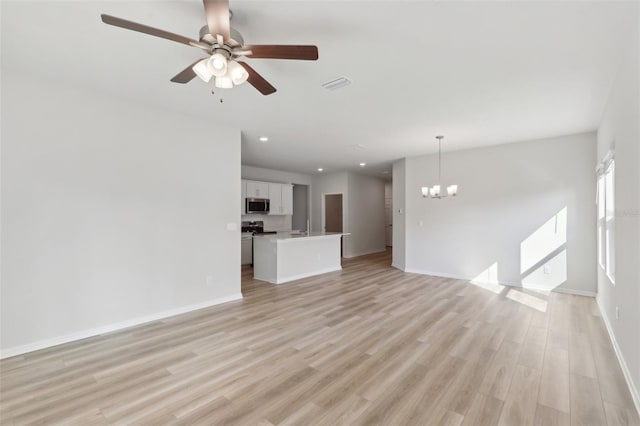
[{"x1": 253, "y1": 232, "x2": 345, "y2": 284}]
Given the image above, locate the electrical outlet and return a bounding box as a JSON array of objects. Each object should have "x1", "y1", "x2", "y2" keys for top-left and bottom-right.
[
  {"x1": 543, "y1": 265, "x2": 550, "y2": 274},
  {"x1": 615, "y1": 306, "x2": 619, "y2": 320},
  {"x1": 206, "y1": 276, "x2": 214, "y2": 287}
]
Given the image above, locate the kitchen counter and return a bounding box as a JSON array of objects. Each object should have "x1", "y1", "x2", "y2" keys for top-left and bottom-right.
[
  {"x1": 253, "y1": 232, "x2": 347, "y2": 284},
  {"x1": 253, "y1": 231, "x2": 346, "y2": 241}
]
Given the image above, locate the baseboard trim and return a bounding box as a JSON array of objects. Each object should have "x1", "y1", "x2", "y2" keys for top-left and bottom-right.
[
  {"x1": 403, "y1": 268, "x2": 596, "y2": 297},
  {"x1": 0, "y1": 293, "x2": 244, "y2": 360},
  {"x1": 548, "y1": 287, "x2": 597, "y2": 297},
  {"x1": 343, "y1": 248, "x2": 387, "y2": 259},
  {"x1": 391, "y1": 262, "x2": 405, "y2": 271},
  {"x1": 263, "y1": 267, "x2": 342, "y2": 284},
  {"x1": 597, "y1": 297, "x2": 640, "y2": 416}
]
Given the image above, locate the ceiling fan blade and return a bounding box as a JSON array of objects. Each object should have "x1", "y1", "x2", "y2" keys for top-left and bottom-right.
[
  {"x1": 232, "y1": 49, "x2": 253, "y2": 56},
  {"x1": 242, "y1": 45, "x2": 318, "y2": 60},
  {"x1": 236, "y1": 61, "x2": 276, "y2": 95},
  {"x1": 203, "y1": 0, "x2": 230, "y2": 41},
  {"x1": 101, "y1": 15, "x2": 209, "y2": 51},
  {"x1": 170, "y1": 59, "x2": 203, "y2": 84}
]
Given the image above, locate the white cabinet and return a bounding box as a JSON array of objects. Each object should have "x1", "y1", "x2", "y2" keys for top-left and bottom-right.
[
  {"x1": 241, "y1": 180, "x2": 247, "y2": 214},
  {"x1": 281, "y1": 184, "x2": 293, "y2": 215},
  {"x1": 241, "y1": 179, "x2": 293, "y2": 216},
  {"x1": 246, "y1": 181, "x2": 269, "y2": 198},
  {"x1": 268, "y1": 183, "x2": 283, "y2": 215},
  {"x1": 267, "y1": 183, "x2": 293, "y2": 215}
]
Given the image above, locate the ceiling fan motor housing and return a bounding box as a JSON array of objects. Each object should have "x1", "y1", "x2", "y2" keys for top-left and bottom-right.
[{"x1": 198, "y1": 25, "x2": 244, "y2": 49}]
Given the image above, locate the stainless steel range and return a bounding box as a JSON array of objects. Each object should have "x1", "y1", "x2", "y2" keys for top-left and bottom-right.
[{"x1": 241, "y1": 220, "x2": 264, "y2": 234}]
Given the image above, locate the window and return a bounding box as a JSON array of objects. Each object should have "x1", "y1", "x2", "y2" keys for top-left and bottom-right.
[{"x1": 597, "y1": 158, "x2": 615, "y2": 283}]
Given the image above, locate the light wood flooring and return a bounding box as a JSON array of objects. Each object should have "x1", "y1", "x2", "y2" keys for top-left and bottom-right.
[{"x1": 1, "y1": 250, "x2": 638, "y2": 425}]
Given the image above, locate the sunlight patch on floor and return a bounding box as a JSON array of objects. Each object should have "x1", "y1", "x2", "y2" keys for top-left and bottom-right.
[
  {"x1": 505, "y1": 288, "x2": 548, "y2": 312},
  {"x1": 470, "y1": 262, "x2": 504, "y2": 294}
]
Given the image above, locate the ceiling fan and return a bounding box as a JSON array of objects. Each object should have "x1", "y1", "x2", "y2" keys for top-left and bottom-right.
[{"x1": 101, "y1": 0, "x2": 319, "y2": 95}]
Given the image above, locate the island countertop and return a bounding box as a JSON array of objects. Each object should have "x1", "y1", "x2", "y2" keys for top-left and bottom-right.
[
  {"x1": 252, "y1": 232, "x2": 348, "y2": 242},
  {"x1": 253, "y1": 231, "x2": 346, "y2": 284}
]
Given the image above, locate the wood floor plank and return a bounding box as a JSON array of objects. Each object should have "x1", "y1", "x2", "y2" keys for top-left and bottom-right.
[
  {"x1": 570, "y1": 373, "x2": 608, "y2": 426},
  {"x1": 0, "y1": 249, "x2": 637, "y2": 425},
  {"x1": 569, "y1": 330, "x2": 598, "y2": 379},
  {"x1": 534, "y1": 403, "x2": 571, "y2": 426},
  {"x1": 497, "y1": 364, "x2": 541, "y2": 426},
  {"x1": 461, "y1": 392, "x2": 504, "y2": 426},
  {"x1": 518, "y1": 325, "x2": 548, "y2": 371},
  {"x1": 479, "y1": 339, "x2": 523, "y2": 401},
  {"x1": 538, "y1": 345, "x2": 571, "y2": 414},
  {"x1": 603, "y1": 400, "x2": 640, "y2": 426}
]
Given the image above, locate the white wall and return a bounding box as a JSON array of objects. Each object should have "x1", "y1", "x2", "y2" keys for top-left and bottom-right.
[
  {"x1": 311, "y1": 172, "x2": 349, "y2": 254},
  {"x1": 310, "y1": 172, "x2": 385, "y2": 258},
  {"x1": 241, "y1": 165, "x2": 312, "y2": 186},
  {"x1": 347, "y1": 173, "x2": 386, "y2": 257},
  {"x1": 1, "y1": 72, "x2": 241, "y2": 356},
  {"x1": 392, "y1": 160, "x2": 407, "y2": 269},
  {"x1": 292, "y1": 185, "x2": 309, "y2": 232},
  {"x1": 403, "y1": 133, "x2": 596, "y2": 295},
  {"x1": 596, "y1": 26, "x2": 640, "y2": 410}
]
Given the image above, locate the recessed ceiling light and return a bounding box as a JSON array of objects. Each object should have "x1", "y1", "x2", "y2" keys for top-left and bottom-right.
[
  {"x1": 259, "y1": 136, "x2": 269, "y2": 142},
  {"x1": 382, "y1": 171, "x2": 390, "y2": 174},
  {"x1": 359, "y1": 163, "x2": 366, "y2": 167},
  {"x1": 317, "y1": 168, "x2": 324, "y2": 172}
]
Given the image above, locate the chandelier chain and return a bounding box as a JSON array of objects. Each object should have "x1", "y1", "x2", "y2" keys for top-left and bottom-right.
[{"x1": 438, "y1": 137, "x2": 442, "y2": 184}]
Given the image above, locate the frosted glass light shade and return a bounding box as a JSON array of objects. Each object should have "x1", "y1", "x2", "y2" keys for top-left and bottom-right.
[
  {"x1": 421, "y1": 187, "x2": 430, "y2": 197},
  {"x1": 214, "y1": 75, "x2": 233, "y2": 89},
  {"x1": 227, "y1": 61, "x2": 249, "y2": 85},
  {"x1": 207, "y1": 53, "x2": 228, "y2": 77},
  {"x1": 447, "y1": 185, "x2": 458, "y2": 196},
  {"x1": 193, "y1": 59, "x2": 213, "y2": 82}
]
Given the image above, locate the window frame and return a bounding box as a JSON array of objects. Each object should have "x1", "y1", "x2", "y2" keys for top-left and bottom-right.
[{"x1": 597, "y1": 155, "x2": 615, "y2": 284}]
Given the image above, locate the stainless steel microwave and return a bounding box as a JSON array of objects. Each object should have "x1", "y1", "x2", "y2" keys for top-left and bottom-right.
[{"x1": 246, "y1": 198, "x2": 270, "y2": 214}]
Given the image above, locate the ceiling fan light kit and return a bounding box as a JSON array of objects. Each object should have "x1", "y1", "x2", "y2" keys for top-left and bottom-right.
[
  {"x1": 226, "y1": 60, "x2": 249, "y2": 85},
  {"x1": 101, "y1": 0, "x2": 319, "y2": 96},
  {"x1": 193, "y1": 59, "x2": 213, "y2": 82},
  {"x1": 214, "y1": 75, "x2": 234, "y2": 89},
  {"x1": 207, "y1": 52, "x2": 229, "y2": 77},
  {"x1": 421, "y1": 136, "x2": 459, "y2": 199}
]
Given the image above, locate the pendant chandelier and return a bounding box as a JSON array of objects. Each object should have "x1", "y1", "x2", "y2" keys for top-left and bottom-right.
[{"x1": 421, "y1": 136, "x2": 458, "y2": 198}]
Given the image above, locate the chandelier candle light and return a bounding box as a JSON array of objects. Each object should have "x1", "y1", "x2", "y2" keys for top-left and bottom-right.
[{"x1": 421, "y1": 136, "x2": 458, "y2": 198}]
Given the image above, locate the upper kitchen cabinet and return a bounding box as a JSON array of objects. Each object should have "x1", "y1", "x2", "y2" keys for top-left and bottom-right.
[
  {"x1": 268, "y1": 183, "x2": 283, "y2": 215},
  {"x1": 281, "y1": 184, "x2": 293, "y2": 215},
  {"x1": 246, "y1": 180, "x2": 269, "y2": 198},
  {"x1": 267, "y1": 183, "x2": 293, "y2": 215}
]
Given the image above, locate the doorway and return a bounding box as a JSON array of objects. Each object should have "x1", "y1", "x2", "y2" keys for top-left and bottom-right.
[
  {"x1": 292, "y1": 184, "x2": 309, "y2": 232},
  {"x1": 324, "y1": 194, "x2": 343, "y2": 232},
  {"x1": 323, "y1": 193, "x2": 343, "y2": 256},
  {"x1": 385, "y1": 182, "x2": 393, "y2": 247}
]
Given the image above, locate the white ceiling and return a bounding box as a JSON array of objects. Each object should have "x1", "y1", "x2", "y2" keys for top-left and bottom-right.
[{"x1": 2, "y1": 1, "x2": 638, "y2": 177}]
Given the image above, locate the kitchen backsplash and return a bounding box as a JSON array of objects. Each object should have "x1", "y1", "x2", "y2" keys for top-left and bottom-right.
[{"x1": 242, "y1": 214, "x2": 292, "y2": 232}]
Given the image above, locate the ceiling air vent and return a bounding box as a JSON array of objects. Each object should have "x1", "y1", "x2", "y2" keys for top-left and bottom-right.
[{"x1": 321, "y1": 76, "x2": 352, "y2": 91}]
